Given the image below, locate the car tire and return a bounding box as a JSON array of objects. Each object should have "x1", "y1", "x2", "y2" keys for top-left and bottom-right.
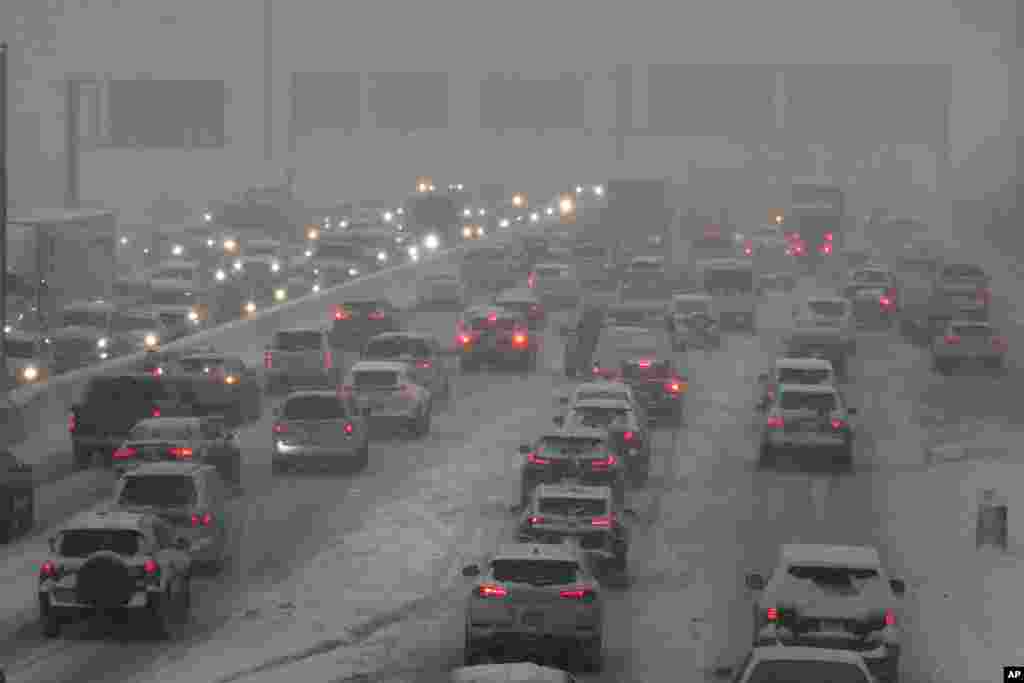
[
  {"x1": 835, "y1": 444, "x2": 854, "y2": 469},
  {"x1": 582, "y1": 638, "x2": 604, "y2": 673},
  {"x1": 758, "y1": 444, "x2": 775, "y2": 468},
  {"x1": 72, "y1": 445, "x2": 92, "y2": 470},
  {"x1": 934, "y1": 360, "x2": 951, "y2": 375},
  {"x1": 41, "y1": 613, "x2": 61, "y2": 639},
  {"x1": 355, "y1": 441, "x2": 370, "y2": 471},
  {"x1": 150, "y1": 588, "x2": 175, "y2": 639}
]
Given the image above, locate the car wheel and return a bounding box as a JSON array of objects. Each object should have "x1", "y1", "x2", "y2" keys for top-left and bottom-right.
[
  {"x1": 72, "y1": 445, "x2": 92, "y2": 470},
  {"x1": 151, "y1": 588, "x2": 175, "y2": 639},
  {"x1": 935, "y1": 360, "x2": 950, "y2": 375},
  {"x1": 419, "y1": 407, "x2": 432, "y2": 437},
  {"x1": 835, "y1": 444, "x2": 854, "y2": 469},
  {"x1": 355, "y1": 441, "x2": 370, "y2": 471},
  {"x1": 582, "y1": 637, "x2": 604, "y2": 673},
  {"x1": 758, "y1": 444, "x2": 775, "y2": 468},
  {"x1": 41, "y1": 613, "x2": 62, "y2": 639}
]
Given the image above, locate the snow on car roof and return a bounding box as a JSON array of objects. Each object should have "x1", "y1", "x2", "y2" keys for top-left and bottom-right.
[
  {"x1": 572, "y1": 398, "x2": 633, "y2": 411},
  {"x1": 781, "y1": 544, "x2": 881, "y2": 568},
  {"x1": 672, "y1": 293, "x2": 712, "y2": 302},
  {"x1": 776, "y1": 383, "x2": 838, "y2": 396},
  {"x1": 350, "y1": 360, "x2": 407, "y2": 373},
  {"x1": 775, "y1": 357, "x2": 834, "y2": 371},
  {"x1": 574, "y1": 381, "x2": 629, "y2": 394}
]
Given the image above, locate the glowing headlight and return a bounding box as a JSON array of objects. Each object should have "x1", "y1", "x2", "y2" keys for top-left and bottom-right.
[
  {"x1": 188, "y1": 310, "x2": 200, "y2": 321},
  {"x1": 233, "y1": 260, "x2": 243, "y2": 271},
  {"x1": 476, "y1": 226, "x2": 485, "y2": 237},
  {"x1": 576, "y1": 185, "x2": 584, "y2": 194},
  {"x1": 215, "y1": 269, "x2": 226, "y2": 281},
  {"x1": 97, "y1": 338, "x2": 108, "y2": 349},
  {"x1": 143, "y1": 248, "x2": 150, "y2": 255},
  {"x1": 274, "y1": 288, "x2": 287, "y2": 301},
  {"x1": 463, "y1": 208, "x2": 472, "y2": 217},
  {"x1": 463, "y1": 226, "x2": 473, "y2": 238},
  {"x1": 305, "y1": 249, "x2": 313, "y2": 258},
  {"x1": 207, "y1": 239, "x2": 215, "y2": 248},
  {"x1": 2, "y1": 325, "x2": 10, "y2": 334},
  {"x1": 203, "y1": 212, "x2": 213, "y2": 223},
  {"x1": 546, "y1": 207, "x2": 554, "y2": 216},
  {"x1": 308, "y1": 228, "x2": 320, "y2": 240},
  {"x1": 348, "y1": 267, "x2": 360, "y2": 277},
  {"x1": 22, "y1": 366, "x2": 39, "y2": 382},
  {"x1": 339, "y1": 220, "x2": 349, "y2": 229},
  {"x1": 530, "y1": 212, "x2": 540, "y2": 223},
  {"x1": 224, "y1": 239, "x2": 237, "y2": 252},
  {"x1": 395, "y1": 235, "x2": 406, "y2": 244},
  {"x1": 271, "y1": 262, "x2": 281, "y2": 273},
  {"x1": 593, "y1": 185, "x2": 604, "y2": 196},
  {"x1": 377, "y1": 250, "x2": 388, "y2": 263},
  {"x1": 396, "y1": 207, "x2": 404, "y2": 216},
  {"x1": 383, "y1": 211, "x2": 393, "y2": 222},
  {"x1": 144, "y1": 334, "x2": 159, "y2": 348},
  {"x1": 312, "y1": 283, "x2": 321, "y2": 293},
  {"x1": 172, "y1": 244, "x2": 184, "y2": 256},
  {"x1": 429, "y1": 185, "x2": 436, "y2": 191},
  {"x1": 478, "y1": 209, "x2": 486, "y2": 216},
  {"x1": 245, "y1": 301, "x2": 257, "y2": 314},
  {"x1": 407, "y1": 245, "x2": 420, "y2": 261},
  {"x1": 99, "y1": 352, "x2": 109, "y2": 360},
  {"x1": 424, "y1": 234, "x2": 440, "y2": 250},
  {"x1": 499, "y1": 219, "x2": 510, "y2": 229},
  {"x1": 119, "y1": 236, "x2": 129, "y2": 246}
]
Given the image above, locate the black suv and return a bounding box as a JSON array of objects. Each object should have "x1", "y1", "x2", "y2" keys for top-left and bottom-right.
[
  {"x1": 329, "y1": 299, "x2": 402, "y2": 352},
  {"x1": 457, "y1": 306, "x2": 538, "y2": 373}
]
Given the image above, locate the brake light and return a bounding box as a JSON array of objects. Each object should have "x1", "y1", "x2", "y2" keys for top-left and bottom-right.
[
  {"x1": 623, "y1": 431, "x2": 634, "y2": 442},
  {"x1": 272, "y1": 423, "x2": 287, "y2": 434},
  {"x1": 993, "y1": 336, "x2": 1008, "y2": 351},
  {"x1": 592, "y1": 365, "x2": 601, "y2": 375},
  {"x1": 152, "y1": 408, "x2": 161, "y2": 418},
  {"x1": 112, "y1": 447, "x2": 138, "y2": 460},
  {"x1": 767, "y1": 415, "x2": 784, "y2": 428},
  {"x1": 591, "y1": 453, "x2": 617, "y2": 470},
  {"x1": 638, "y1": 359, "x2": 652, "y2": 369},
  {"x1": 512, "y1": 333, "x2": 528, "y2": 347},
  {"x1": 40, "y1": 560, "x2": 58, "y2": 579},
  {"x1": 766, "y1": 607, "x2": 778, "y2": 621},
  {"x1": 879, "y1": 296, "x2": 893, "y2": 307},
  {"x1": 368, "y1": 311, "x2": 386, "y2": 321},
  {"x1": 151, "y1": 366, "x2": 164, "y2": 376},
  {"x1": 168, "y1": 447, "x2": 193, "y2": 459},
  {"x1": 458, "y1": 333, "x2": 473, "y2": 345},
  {"x1": 944, "y1": 335, "x2": 960, "y2": 345},
  {"x1": 264, "y1": 350, "x2": 273, "y2": 369},
  {"x1": 338, "y1": 384, "x2": 354, "y2": 398},
  {"x1": 416, "y1": 359, "x2": 432, "y2": 369},
  {"x1": 528, "y1": 272, "x2": 536, "y2": 288},
  {"x1": 978, "y1": 288, "x2": 991, "y2": 304},
  {"x1": 344, "y1": 422, "x2": 354, "y2": 435},
  {"x1": 527, "y1": 452, "x2": 550, "y2": 465},
  {"x1": 334, "y1": 307, "x2": 351, "y2": 320},
  {"x1": 884, "y1": 608, "x2": 896, "y2": 627},
  {"x1": 819, "y1": 243, "x2": 833, "y2": 255},
  {"x1": 68, "y1": 412, "x2": 77, "y2": 433},
  {"x1": 830, "y1": 418, "x2": 847, "y2": 430},
  {"x1": 324, "y1": 350, "x2": 333, "y2": 370},
  {"x1": 665, "y1": 380, "x2": 684, "y2": 394},
  {"x1": 743, "y1": 246, "x2": 753, "y2": 256},
  {"x1": 191, "y1": 512, "x2": 213, "y2": 527},
  {"x1": 477, "y1": 584, "x2": 508, "y2": 598},
  {"x1": 559, "y1": 587, "x2": 595, "y2": 600},
  {"x1": 824, "y1": 232, "x2": 833, "y2": 242},
  {"x1": 487, "y1": 312, "x2": 498, "y2": 323},
  {"x1": 143, "y1": 558, "x2": 160, "y2": 576},
  {"x1": 591, "y1": 514, "x2": 615, "y2": 527},
  {"x1": 528, "y1": 515, "x2": 545, "y2": 525}
]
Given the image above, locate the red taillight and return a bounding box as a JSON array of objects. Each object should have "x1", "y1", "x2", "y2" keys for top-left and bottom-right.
[
  {"x1": 622, "y1": 431, "x2": 634, "y2": 442},
  {"x1": 487, "y1": 312, "x2": 498, "y2": 323},
  {"x1": 367, "y1": 311, "x2": 386, "y2": 321},
  {"x1": 824, "y1": 232, "x2": 833, "y2": 242},
  {"x1": 264, "y1": 350, "x2": 273, "y2": 369},
  {"x1": 68, "y1": 413, "x2": 77, "y2": 433},
  {"x1": 766, "y1": 607, "x2": 778, "y2": 621},
  {"x1": 112, "y1": 446, "x2": 138, "y2": 460},
  {"x1": 40, "y1": 560, "x2": 58, "y2": 579},
  {"x1": 272, "y1": 423, "x2": 287, "y2": 434},
  {"x1": 559, "y1": 587, "x2": 595, "y2": 600},
  {"x1": 884, "y1": 609, "x2": 896, "y2": 627},
  {"x1": 591, "y1": 514, "x2": 615, "y2": 527},
  {"x1": 638, "y1": 359, "x2": 652, "y2": 369},
  {"x1": 993, "y1": 336, "x2": 1008, "y2": 351},
  {"x1": 334, "y1": 308, "x2": 351, "y2": 321},
  {"x1": 528, "y1": 515, "x2": 545, "y2": 525},
  {"x1": 830, "y1": 418, "x2": 847, "y2": 430},
  {"x1": 339, "y1": 384, "x2": 354, "y2": 397},
  {"x1": 416, "y1": 359, "x2": 432, "y2": 369},
  {"x1": 191, "y1": 512, "x2": 212, "y2": 527},
  {"x1": 168, "y1": 447, "x2": 193, "y2": 459},
  {"x1": 886, "y1": 287, "x2": 897, "y2": 299},
  {"x1": 477, "y1": 584, "x2": 508, "y2": 598},
  {"x1": 512, "y1": 333, "x2": 528, "y2": 347},
  {"x1": 399, "y1": 384, "x2": 417, "y2": 399},
  {"x1": 819, "y1": 243, "x2": 833, "y2": 255},
  {"x1": 944, "y1": 335, "x2": 960, "y2": 345},
  {"x1": 743, "y1": 246, "x2": 753, "y2": 256},
  {"x1": 767, "y1": 416, "x2": 784, "y2": 428},
  {"x1": 151, "y1": 366, "x2": 164, "y2": 376},
  {"x1": 344, "y1": 422, "x2": 354, "y2": 435},
  {"x1": 592, "y1": 365, "x2": 601, "y2": 375},
  {"x1": 458, "y1": 333, "x2": 473, "y2": 345},
  {"x1": 527, "y1": 452, "x2": 550, "y2": 465},
  {"x1": 665, "y1": 381, "x2": 683, "y2": 394},
  {"x1": 143, "y1": 558, "x2": 160, "y2": 576},
  {"x1": 324, "y1": 350, "x2": 333, "y2": 370},
  {"x1": 152, "y1": 408, "x2": 161, "y2": 418},
  {"x1": 591, "y1": 453, "x2": 617, "y2": 470},
  {"x1": 879, "y1": 296, "x2": 893, "y2": 307}
]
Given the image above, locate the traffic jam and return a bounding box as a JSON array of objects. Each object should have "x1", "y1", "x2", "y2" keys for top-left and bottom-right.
[{"x1": 0, "y1": 177, "x2": 1010, "y2": 683}]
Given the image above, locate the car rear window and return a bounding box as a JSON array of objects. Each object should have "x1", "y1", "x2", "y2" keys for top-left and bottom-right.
[
  {"x1": 113, "y1": 314, "x2": 156, "y2": 332},
  {"x1": 83, "y1": 377, "x2": 170, "y2": 405},
  {"x1": 808, "y1": 301, "x2": 848, "y2": 317},
  {"x1": 747, "y1": 661, "x2": 869, "y2": 683},
  {"x1": 568, "y1": 406, "x2": 632, "y2": 429},
  {"x1": 780, "y1": 391, "x2": 837, "y2": 412},
  {"x1": 787, "y1": 564, "x2": 880, "y2": 587},
  {"x1": 6, "y1": 339, "x2": 36, "y2": 358},
  {"x1": 59, "y1": 529, "x2": 142, "y2": 557},
  {"x1": 129, "y1": 421, "x2": 195, "y2": 441},
  {"x1": 576, "y1": 390, "x2": 627, "y2": 402},
  {"x1": 274, "y1": 331, "x2": 322, "y2": 351},
  {"x1": 364, "y1": 337, "x2": 430, "y2": 358},
  {"x1": 538, "y1": 497, "x2": 607, "y2": 517},
  {"x1": 491, "y1": 559, "x2": 579, "y2": 586},
  {"x1": 573, "y1": 245, "x2": 605, "y2": 258},
  {"x1": 674, "y1": 300, "x2": 710, "y2": 315},
  {"x1": 353, "y1": 370, "x2": 400, "y2": 389},
  {"x1": 538, "y1": 437, "x2": 604, "y2": 457},
  {"x1": 629, "y1": 261, "x2": 663, "y2": 272},
  {"x1": 117, "y1": 474, "x2": 198, "y2": 507},
  {"x1": 283, "y1": 396, "x2": 348, "y2": 420},
  {"x1": 952, "y1": 324, "x2": 992, "y2": 338},
  {"x1": 606, "y1": 309, "x2": 659, "y2": 326},
  {"x1": 777, "y1": 368, "x2": 832, "y2": 384},
  {"x1": 941, "y1": 264, "x2": 986, "y2": 281},
  {"x1": 852, "y1": 270, "x2": 888, "y2": 283},
  {"x1": 315, "y1": 243, "x2": 362, "y2": 260},
  {"x1": 152, "y1": 267, "x2": 196, "y2": 281},
  {"x1": 150, "y1": 289, "x2": 195, "y2": 307}
]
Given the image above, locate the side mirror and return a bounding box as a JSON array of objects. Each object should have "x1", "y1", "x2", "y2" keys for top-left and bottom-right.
[
  {"x1": 461, "y1": 564, "x2": 480, "y2": 577},
  {"x1": 518, "y1": 444, "x2": 532, "y2": 455},
  {"x1": 746, "y1": 573, "x2": 766, "y2": 591},
  {"x1": 552, "y1": 416, "x2": 564, "y2": 427},
  {"x1": 890, "y1": 578, "x2": 906, "y2": 595},
  {"x1": 174, "y1": 537, "x2": 191, "y2": 552},
  {"x1": 847, "y1": 407, "x2": 858, "y2": 415}
]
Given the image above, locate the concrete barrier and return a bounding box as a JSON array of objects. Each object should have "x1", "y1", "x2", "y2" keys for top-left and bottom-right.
[{"x1": 5, "y1": 218, "x2": 564, "y2": 455}]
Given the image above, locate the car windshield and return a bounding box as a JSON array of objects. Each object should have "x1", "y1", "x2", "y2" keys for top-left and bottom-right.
[
  {"x1": 808, "y1": 301, "x2": 847, "y2": 317},
  {"x1": 777, "y1": 368, "x2": 832, "y2": 384},
  {"x1": 59, "y1": 529, "x2": 142, "y2": 557},
  {"x1": 899, "y1": 256, "x2": 939, "y2": 276},
  {"x1": 538, "y1": 437, "x2": 604, "y2": 457},
  {"x1": 117, "y1": 474, "x2": 198, "y2": 507},
  {"x1": 6, "y1": 339, "x2": 36, "y2": 358},
  {"x1": 787, "y1": 564, "x2": 881, "y2": 590},
  {"x1": 150, "y1": 290, "x2": 194, "y2": 307},
  {"x1": 364, "y1": 337, "x2": 430, "y2": 358},
  {"x1": 787, "y1": 334, "x2": 839, "y2": 351},
  {"x1": 247, "y1": 245, "x2": 279, "y2": 257},
  {"x1": 491, "y1": 559, "x2": 579, "y2": 586},
  {"x1": 538, "y1": 497, "x2": 607, "y2": 517},
  {"x1": 568, "y1": 406, "x2": 632, "y2": 429},
  {"x1": 780, "y1": 391, "x2": 837, "y2": 412},
  {"x1": 747, "y1": 661, "x2": 870, "y2": 683},
  {"x1": 315, "y1": 243, "x2": 362, "y2": 260},
  {"x1": 128, "y1": 421, "x2": 195, "y2": 441},
  {"x1": 283, "y1": 396, "x2": 348, "y2": 420},
  {"x1": 674, "y1": 300, "x2": 709, "y2": 315},
  {"x1": 153, "y1": 268, "x2": 195, "y2": 281},
  {"x1": 853, "y1": 270, "x2": 888, "y2": 283},
  {"x1": 353, "y1": 370, "x2": 400, "y2": 389},
  {"x1": 629, "y1": 261, "x2": 663, "y2": 272},
  {"x1": 113, "y1": 315, "x2": 156, "y2": 332},
  {"x1": 274, "y1": 331, "x2": 322, "y2": 351},
  {"x1": 63, "y1": 310, "x2": 108, "y2": 328},
  {"x1": 704, "y1": 269, "x2": 753, "y2": 293}
]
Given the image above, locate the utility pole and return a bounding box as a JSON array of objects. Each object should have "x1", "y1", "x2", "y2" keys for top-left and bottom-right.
[
  {"x1": 263, "y1": 0, "x2": 273, "y2": 163},
  {"x1": 1, "y1": 43, "x2": 8, "y2": 381},
  {"x1": 65, "y1": 78, "x2": 80, "y2": 208}
]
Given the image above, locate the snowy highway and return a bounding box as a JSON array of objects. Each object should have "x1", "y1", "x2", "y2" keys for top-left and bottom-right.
[{"x1": 2, "y1": 263, "x2": 1019, "y2": 683}]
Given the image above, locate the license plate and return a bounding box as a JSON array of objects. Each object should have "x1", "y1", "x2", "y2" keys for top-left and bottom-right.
[{"x1": 521, "y1": 611, "x2": 544, "y2": 629}]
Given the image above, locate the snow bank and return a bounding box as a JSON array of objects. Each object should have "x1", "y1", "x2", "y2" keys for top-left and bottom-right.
[
  {"x1": 133, "y1": 404, "x2": 538, "y2": 683},
  {"x1": 878, "y1": 429, "x2": 1024, "y2": 683}
]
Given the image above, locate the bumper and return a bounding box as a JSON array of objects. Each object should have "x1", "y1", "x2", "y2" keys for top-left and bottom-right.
[
  {"x1": 40, "y1": 588, "x2": 159, "y2": 617},
  {"x1": 933, "y1": 351, "x2": 1004, "y2": 363},
  {"x1": 766, "y1": 432, "x2": 849, "y2": 449},
  {"x1": 72, "y1": 437, "x2": 122, "y2": 456},
  {"x1": 755, "y1": 625, "x2": 899, "y2": 674}
]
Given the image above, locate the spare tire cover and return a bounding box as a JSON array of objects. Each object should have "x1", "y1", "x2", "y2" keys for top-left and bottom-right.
[{"x1": 76, "y1": 552, "x2": 135, "y2": 608}]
